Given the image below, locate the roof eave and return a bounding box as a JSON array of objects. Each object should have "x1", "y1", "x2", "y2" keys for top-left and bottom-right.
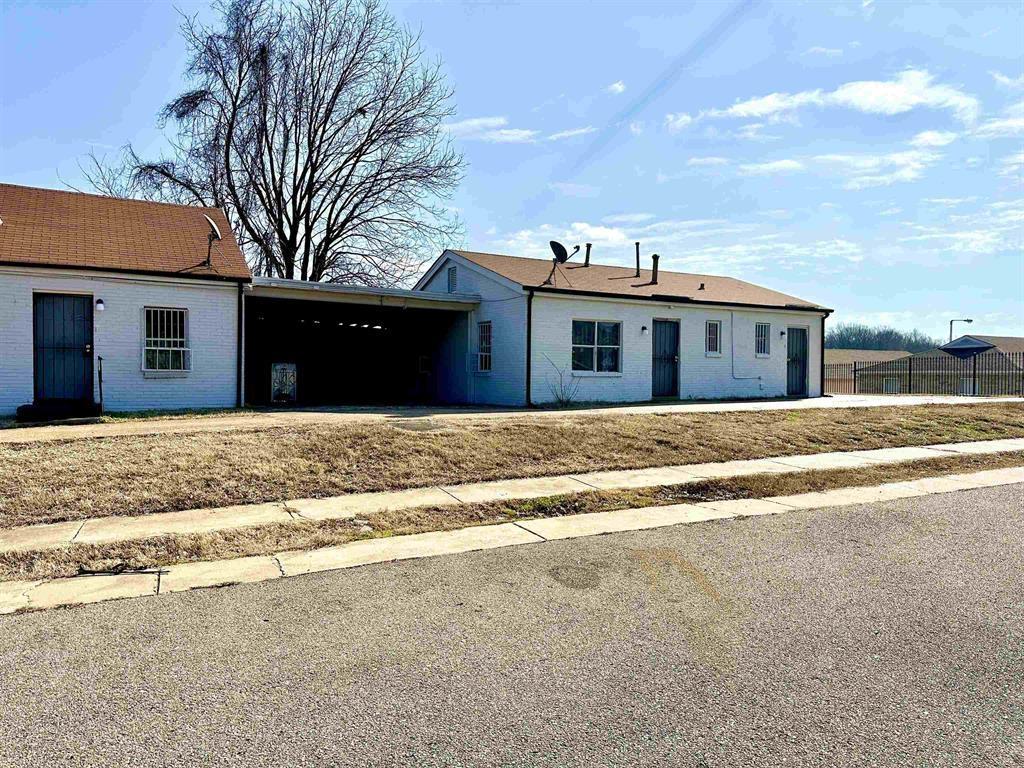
[
  {"x1": 528, "y1": 284, "x2": 831, "y2": 314},
  {"x1": 0, "y1": 259, "x2": 252, "y2": 283}
]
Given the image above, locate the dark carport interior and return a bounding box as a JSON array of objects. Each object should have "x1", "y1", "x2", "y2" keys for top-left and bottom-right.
[{"x1": 244, "y1": 295, "x2": 469, "y2": 406}]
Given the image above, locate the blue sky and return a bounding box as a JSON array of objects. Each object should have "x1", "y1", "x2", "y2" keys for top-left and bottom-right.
[{"x1": 2, "y1": 0, "x2": 1022, "y2": 338}]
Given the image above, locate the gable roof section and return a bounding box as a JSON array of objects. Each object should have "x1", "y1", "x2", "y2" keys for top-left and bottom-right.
[
  {"x1": 967, "y1": 335, "x2": 1024, "y2": 354},
  {"x1": 0, "y1": 183, "x2": 251, "y2": 282},
  {"x1": 450, "y1": 250, "x2": 830, "y2": 312}
]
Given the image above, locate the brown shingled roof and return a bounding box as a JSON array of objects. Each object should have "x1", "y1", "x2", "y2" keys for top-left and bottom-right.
[
  {"x1": 0, "y1": 183, "x2": 251, "y2": 281},
  {"x1": 452, "y1": 250, "x2": 830, "y2": 312}
]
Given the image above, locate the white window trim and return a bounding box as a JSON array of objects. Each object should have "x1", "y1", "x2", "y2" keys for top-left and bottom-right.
[
  {"x1": 705, "y1": 320, "x2": 722, "y2": 357},
  {"x1": 142, "y1": 306, "x2": 192, "y2": 376},
  {"x1": 755, "y1": 322, "x2": 771, "y2": 358},
  {"x1": 477, "y1": 320, "x2": 492, "y2": 374},
  {"x1": 571, "y1": 319, "x2": 623, "y2": 375}
]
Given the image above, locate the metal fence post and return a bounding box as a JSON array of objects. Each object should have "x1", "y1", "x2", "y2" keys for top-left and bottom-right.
[
  {"x1": 853, "y1": 362, "x2": 858, "y2": 394},
  {"x1": 973, "y1": 354, "x2": 978, "y2": 396},
  {"x1": 907, "y1": 357, "x2": 913, "y2": 394}
]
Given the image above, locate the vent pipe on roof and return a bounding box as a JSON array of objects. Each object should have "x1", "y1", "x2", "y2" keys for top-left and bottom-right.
[
  {"x1": 635, "y1": 242, "x2": 641, "y2": 277},
  {"x1": 651, "y1": 254, "x2": 660, "y2": 285},
  {"x1": 584, "y1": 242, "x2": 591, "y2": 267}
]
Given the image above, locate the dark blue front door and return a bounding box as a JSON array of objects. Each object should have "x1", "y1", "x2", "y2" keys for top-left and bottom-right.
[
  {"x1": 33, "y1": 293, "x2": 94, "y2": 403},
  {"x1": 652, "y1": 319, "x2": 679, "y2": 398},
  {"x1": 787, "y1": 327, "x2": 808, "y2": 397}
]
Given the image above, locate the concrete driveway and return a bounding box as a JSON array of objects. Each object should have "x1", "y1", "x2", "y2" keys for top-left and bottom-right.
[
  {"x1": 1, "y1": 484, "x2": 1021, "y2": 767},
  {"x1": 3, "y1": 393, "x2": 1021, "y2": 445}
]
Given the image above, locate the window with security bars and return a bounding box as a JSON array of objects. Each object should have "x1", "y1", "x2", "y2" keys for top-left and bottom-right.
[
  {"x1": 477, "y1": 321, "x2": 492, "y2": 372},
  {"x1": 755, "y1": 322, "x2": 770, "y2": 356},
  {"x1": 144, "y1": 307, "x2": 191, "y2": 371},
  {"x1": 706, "y1": 320, "x2": 721, "y2": 355}
]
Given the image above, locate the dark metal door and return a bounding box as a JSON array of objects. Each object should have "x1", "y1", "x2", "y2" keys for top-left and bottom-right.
[
  {"x1": 652, "y1": 320, "x2": 680, "y2": 398},
  {"x1": 33, "y1": 293, "x2": 94, "y2": 402},
  {"x1": 787, "y1": 327, "x2": 808, "y2": 396}
]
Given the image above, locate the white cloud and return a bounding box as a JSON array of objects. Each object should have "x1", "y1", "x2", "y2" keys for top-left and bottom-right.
[
  {"x1": 549, "y1": 182, "x2": 601, "y2": 198},
  {"x1": 998, "y1": 152, "x2": 1024, "y2": 177},
  {"x1": 444, "y1": 116, "x2": 506, "y2": 135},
  {"x1": 687, "y1": 156, "x2": 730, "y2": 166},
  {"x1": 602, "y1": 213, "x2": 656, "y2": 224},
  {"x1": 738, "y1": 159, "x2": 805, "y2": 175},
  {"x1": 922, "y1": 197, "x2": 975, "y2": 206},
  {"x1": 813, "y1": 149, "x2": 938, "y2": 189},
  {"x1": 547, "y1": 126, "x2": 596, "y2": 141},
  {"x1": 664, "y1": 113, "x2": 693, "y2": 132},
  {"x1": 896, "y1": 200, "x2": 1023, "y2": 255},
  {"x1": 804, "y1": 46, "x2": 843, "y2": 57},
  {"x1": 629, "y1": 121, "x2": 644, "y2": 136},
  {"x1": 444, "y1": 116, "x2": 539, "y2": 143},
  {"x1": 880, "y1": 207, "x2": 902, "y2": 215},
  {"x1": 991, "y1": 71, "x2": 1024, "y2": 89},
  {"x1": 974, "y1": 117, "x2": 1024, "y2": 138},
  {"x1": 736, "y1": 123, "x2": 779, "y2": 141},
  {"x1": 606, "y1": 80, "x2": 626, "y2": 95},
  {"x1": 910, "y1": 130, "x2": 957, "y2": 147},
  {"x1": 701, "y1": 69, "x2": 979, "y2": 125},
  {"x1": 707, "y1": 91, "x2": 824, "y2": 120}
]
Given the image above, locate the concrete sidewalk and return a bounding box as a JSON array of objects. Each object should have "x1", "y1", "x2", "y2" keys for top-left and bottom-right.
[
  {"x1": 3, "y1": 437, "x2": 1023, "y2": 556},
  {"x1": 2, "y1": 466, "x2": 1021, "y2": 615},
  {"x1": 2, "y1": 394, "x2": 1021, "y2": 445}
]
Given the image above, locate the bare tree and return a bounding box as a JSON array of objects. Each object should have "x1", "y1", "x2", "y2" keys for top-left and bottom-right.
[{"x1": 83, "y1": 0, "x2": 463, "y2": 285}]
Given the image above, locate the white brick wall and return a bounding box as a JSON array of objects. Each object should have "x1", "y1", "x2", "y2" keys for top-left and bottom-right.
[
  {"x1": 0, "y1": 266, "x2": 240, "y2": 414},
  {"x1": 421, "y1": 255, "x2": 528, "y2": 406},
  {"x1": 528, "y1": 293, "x2": 824, "y2": 404}
]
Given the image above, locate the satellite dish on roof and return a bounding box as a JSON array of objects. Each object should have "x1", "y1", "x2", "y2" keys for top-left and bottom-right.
[
  {"x1": 203, "y1": 214, "x2": 222, "y2": 268},
  {"x1": 203, "y1": 214, "x2": 222, "y2": 242},
  {"x1": 549, "y1": 240, "x2": 580, "y2": 263}
]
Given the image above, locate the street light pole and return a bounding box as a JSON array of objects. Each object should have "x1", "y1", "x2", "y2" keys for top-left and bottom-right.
[{"x1": 949, "y1": 318, "x2": 973, "y2": 342}]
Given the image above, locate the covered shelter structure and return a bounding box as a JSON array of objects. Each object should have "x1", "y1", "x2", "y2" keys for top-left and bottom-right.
[{"x1": 243, "y1": 277, "x2": 479, "y2": 406}]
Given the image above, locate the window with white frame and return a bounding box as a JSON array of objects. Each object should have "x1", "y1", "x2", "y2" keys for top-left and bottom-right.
[
  {"x1": 572, "y1": 320, "x2": 621, "y2": 372},
  {"x1": 447, "y1": 266, "x2": 457, "y2": 293},
  {"x1": 705, "y1": 320, "x2": 721, "y2": 355},
  {"x1": 755, "y1": 322, "x2": 771, "y2": 356},
  {"x1": 143, "y1": 307, "x2": 190, "y2": 371},
  {"x1": 477, "y1": 321, "x2": 492, "y2": 372}
]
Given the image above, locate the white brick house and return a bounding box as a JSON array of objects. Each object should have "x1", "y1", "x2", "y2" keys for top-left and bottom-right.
[
  {"x1": 0, "y1": 184, "x2": 249, "y2": 417},
  {"x1": 415, "y1": 249, "x2": 831, "y2": 406},
  {"x1": 1, "y1": 183, "x2": 831, "y2": 417}
]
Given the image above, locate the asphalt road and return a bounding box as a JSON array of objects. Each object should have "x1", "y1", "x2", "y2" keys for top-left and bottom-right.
[{"x1": 1, "y1": 485, "x2": 1022, "y2": 767}]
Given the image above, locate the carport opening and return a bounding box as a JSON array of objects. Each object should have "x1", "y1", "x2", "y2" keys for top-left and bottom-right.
[{"x1": 244, "y1": 296, "x2": 468, "y2": 406}]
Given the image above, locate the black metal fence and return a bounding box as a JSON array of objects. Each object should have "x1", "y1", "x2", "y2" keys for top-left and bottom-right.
[{"x1": 825, "y1": 351, "x2": 1024, "y2": 396}]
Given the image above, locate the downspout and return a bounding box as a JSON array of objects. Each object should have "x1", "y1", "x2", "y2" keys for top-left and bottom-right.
[
  {"x1": 728, "y1": 310, "x2": 762, "y2": 390},
  {"x1": 236, "y1": 282, "x2": 244, "y2": 408},
  {"x1": 525, "y1": 289, "x2": 534, "y2": 407},
  {"x1": 819, "y1": 313, "x2": 827, "y2": 397}
]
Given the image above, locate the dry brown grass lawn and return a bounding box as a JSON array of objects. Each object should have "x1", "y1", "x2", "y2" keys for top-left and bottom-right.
[
  {"x1": 3, "y1": 449, "x2": 1020, "y2": 583},
  {"x1": 1, "y1": 402, "x2": 1022, "y2": 529}
]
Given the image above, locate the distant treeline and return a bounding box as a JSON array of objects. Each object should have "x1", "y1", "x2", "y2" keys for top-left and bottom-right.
[{"x1": 825, "y1": 323, "x2": 942, "y2": 353}]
